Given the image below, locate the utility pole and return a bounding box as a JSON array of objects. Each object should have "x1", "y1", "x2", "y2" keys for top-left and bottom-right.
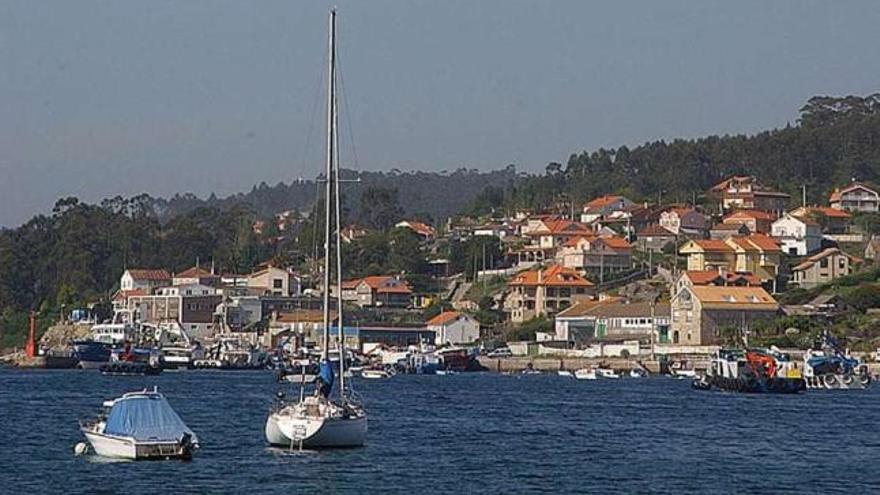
[{"x1": 802, "y1": 184, "x2": 807, "y2": 208}]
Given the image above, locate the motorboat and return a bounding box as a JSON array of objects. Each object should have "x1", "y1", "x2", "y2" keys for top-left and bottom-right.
[
  {"x1": 277, "y1": 359, "x2": 320, "y2": 384},
  {"x1": 557, "y1": 370, "x2": 574, "y2": 378},
  {"x1": 80, "y1": 388, "x2": 199, "y2": 460},
  {"x1": 361, "y1": 368, "x2": 392, "y2": 379},
  {"x1": 803, "y1": 332, "x2": 872, "y2": 390},
  {"x1": 265, "y1": 10, "x2": 367, "y2": 449},
  {"x1": 629, "y1": 368, "x2": 647, "y2": 378},
  {"x1": 436, "y1": 369, "x2": 459, "y2": 376},
  {"x1": 574, "y1": 368, "x2": 597, "y2": 380},
  {"x1": 672, "y1": 369, "x2": 696, "y2": 379},
  {"x1": 90, "y1": 309, "x2": 139, "y2": 345},
  {"x1": 100, "y1": 343, "x2": 162, "y2": 375},
  {"x1": 596, "y1": 368, "x2": 620, "y2": 379}
]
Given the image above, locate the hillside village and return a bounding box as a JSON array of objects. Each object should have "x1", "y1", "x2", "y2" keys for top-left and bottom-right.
[{"x1": 88, "y1": 176, "x2": 880, "y2": 358}]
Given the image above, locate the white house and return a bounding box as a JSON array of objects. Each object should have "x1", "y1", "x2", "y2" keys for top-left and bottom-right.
[
  {"x1": 770, "y1": 213, "x2": 822, "y2": 256},
  {"x1": 247, "y1": 266, "x2": 302, "y2": 297},
  {"x1": 659, "y1": 207, "x2": 707, "y2": 236},
  {"x1": 120, "y1": 269, "x2": 171, "y2": 292},
  {"x1": 426, "y1": 311, "x2": 480, "y2": 346}
]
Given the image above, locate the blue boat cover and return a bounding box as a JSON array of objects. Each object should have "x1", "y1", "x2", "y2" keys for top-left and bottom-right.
[
  {"x1": 104, "y1": 394, "x2": 194, "y2": 441},
  {"x1": 317, "y1": 360, "x2": 335, "y2": 397}
]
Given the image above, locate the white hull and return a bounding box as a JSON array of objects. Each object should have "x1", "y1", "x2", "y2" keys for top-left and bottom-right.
[
  {"x1": 284, "y1": 374, "x2": 318, "y2": 384},
  {"x1": 83, "y1": 430, "x2": 196, "y2": 460},
  {"x1": 84, "y1": 431, "x2": 137, "y2": 459},
  {"x1": 596, "y1": 369, "x2": 619, "y2": 379},
  {"x1": 77, "y1": 360, "x2": 107, "y2": 370},
  {"x1": 574, "y1": 368, "x2": 597, "y2": 380},
  {"x1": 266, "y1": 412, "x2": 367, "y2": 448},
  {"x1": 361, "y1": 370, "x2": 390, "y2": 379},
  {"x1": 672, "y1": 369, "x2": 697, "y2": 378},
  {"x1": 557, "y1": 370, "x2": 573, "y2": 378}
]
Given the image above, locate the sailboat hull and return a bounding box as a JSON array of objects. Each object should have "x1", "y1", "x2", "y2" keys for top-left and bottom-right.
[{"x1": 266, "y1": 413, "x2": 367, "y2": 448}]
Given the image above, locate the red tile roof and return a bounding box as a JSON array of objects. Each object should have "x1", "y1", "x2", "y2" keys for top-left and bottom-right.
[
  {"x1": 596, "y1": 236, "x2": 632, "y2": 250},
  {"x1": 793, "y1": 206, "x2": 851, "y2": 219},
  {"x1": 535, "y1": 219, "x2": 592, "y2": 236},
  {"x1": 175, "y1": 266, "x2": 215, "y2": 278},
  {"x1": 723, "y1": 210, "x2": 776, "y2": 222},
  {"x1": 584, "y1": 195, "x2": 627, "y2": 210},
  {"x1": 689, "y1": 239, "x2": 734, "y2": 252},
  {"x1": 830, "y1": 182, "x2": 878, "y2": 202},
  {"x1": 398, "y1": 220, "x2": 436, "y2": 238},
  {"x1": 684, "y1": 270, "x2": 762, "y2": 286},
  {"x1": 344, "y1": 275, "x2": 413, "y2": 294},
  {"x1": 126, "y1": 269, "x2": 171, "y2": 281},
  {"x1": 113, "y1": 288, "x2": 150, "y2": 300},
  {"x1": 637, "y1": 224, "x2": 676, "y2": 236},
  {"x1": 509, "y1": 265, "x2": 593, "y2": 287},
  {"x1": 426, "y1": 311, "x2": 464, "y2": 326},
  {"x1": 562, "y1": 235, "x2": 597, "y2": 247}
]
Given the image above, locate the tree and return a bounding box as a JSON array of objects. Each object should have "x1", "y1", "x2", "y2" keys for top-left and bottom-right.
[{"x1": 358, "y1": 186, "x2": 404, "y2": 231}]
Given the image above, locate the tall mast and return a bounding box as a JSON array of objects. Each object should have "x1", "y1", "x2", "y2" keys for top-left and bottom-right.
[
  {"x1": 321, "y1": 9, "x2": 336, "y2": 362},
  {"x1": 333, "y1": 16, "x2": 347, "y2": 397}
]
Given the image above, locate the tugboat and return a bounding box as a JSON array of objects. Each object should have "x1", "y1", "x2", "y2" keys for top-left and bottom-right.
[
  {"x1": 99, "y1": 342, "x2": 162, "y2": 376},
  {"x1": 803, "y1": 331, "x2": 871, "y2": 390},
  {"x1": 694, "y1": 348, "x2": 806, "y2": 393}
]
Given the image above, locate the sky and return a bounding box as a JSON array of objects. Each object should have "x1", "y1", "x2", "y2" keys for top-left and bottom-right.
[{"x1": 2, "y1": 1, "x2": 879, "y2": 227}]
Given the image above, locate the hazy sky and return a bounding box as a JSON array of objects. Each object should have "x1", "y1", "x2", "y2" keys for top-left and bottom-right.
[{"x1": 2, "y1": 1, "x2": 879, "y2": 227}]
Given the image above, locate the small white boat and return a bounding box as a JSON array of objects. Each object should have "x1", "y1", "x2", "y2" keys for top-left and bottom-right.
[
  {"x1": 436, "y1": 369, "x2": 459, "y2": 376},
  {"x1": 629, "y1": 369, "x2": 647, "y2": 378},
  {"x1": 672, "y1": 369, "x2": 697, "y2": 378},
  {"x1": 361, "y1": 368, "x2": 391, "y2": 379},
  {"x1": 80, "y1": 388, "x2": 198, "y2": 460},
  {"x1": 596, "y1": 368, "x2": 620, "y2": 379},
  {"x1": 557, "y1": 370, "x2": 574, "y2": 378},
  {"x1": 574, "y1": 368, "x2": 597, "y2": 380}
]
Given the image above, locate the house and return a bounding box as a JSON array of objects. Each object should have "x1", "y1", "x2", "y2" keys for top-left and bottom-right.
[
  {"x1": 505, "y1": 264, "x2": 594, "y2": 323},
  {"x1": 829, "y1": 182, "x2": 880, "y2": 213},
  {"x1": 426, "y1": 311, "x2": 480, "y2": 346},
  {"x1": 636, "y1": 224, "x2": 677, "y2": 252},
  {"x1": 341, "y1": 224, "x2": 369, "y2": 244},
  {"x1": 246, "y1": 266, "x2": 302, "y2": 297},
  {"x1": 528, "y1": 218, "x2": 593, "y2": 249},
  {"x1": 679, "y1": 239, "x2": 736, "y2": 272},
  {"x1": 120, "y1": 269, "x2": 172, "y2": 292},
  {"x1": 580, "y1": 195, "x2": 635, "y2": 223},
  {"x1": 555, "y1": 300, "x2": 671, "y2": 345},
  {"x1": 675, "y1": 269, "x2": 762, "y2": 293},
  {"x1": 122, "y1": 292, "x2": 223, "y2": 339},
  {"x1": 669, "y1": 285, "x2": 779, "y2": 346},
  {"x1": 710, "y1": 176, "x2": 790, "y2": 217},
  {"x1": 555, "y1": 235, "x2": 632, "y2": 274},
  {"x1": 679, "y1": 235, "x2": 781, "y2": 287},
  {"x1": 791, "y1": 248, "x2": 858, "y2": 289},
  {"x1": 172, "y1": 265, "x2": 220, "y2": 287},
  {"x1": 709, "y1": 222, "x2": 750, "y2": 240},
  {"x1": 722, "y1": 210, "x2": 775, "y2": 234},
  {"x1": 395, "y1": 220, "x2": 436, "y2": 241},
  {"x1": 770, "y1": 213, "x2": 823, "y2": 256},
  {"x1": 340, "y1": 275, "x2": 413, "y2": 308},
  {"x1": 789, "y1": 206, "x2": 851, "y2": 235},
  {"x1": 659, "y1": 207, "x2": 707, "y2": 236}
]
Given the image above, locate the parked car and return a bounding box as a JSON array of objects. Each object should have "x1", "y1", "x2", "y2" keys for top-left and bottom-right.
[{"x1": 486, "y1": 347, "x2": 512, "y2": 358}]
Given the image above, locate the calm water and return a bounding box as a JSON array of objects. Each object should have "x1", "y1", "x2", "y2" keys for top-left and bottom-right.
[{"x1": 1, "y1": 368, "x2": 879, "y2": 494}]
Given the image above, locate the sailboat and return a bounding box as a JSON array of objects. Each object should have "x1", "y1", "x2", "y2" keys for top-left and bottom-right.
[{"x1": 265, "y1": 9, "x2": 367, "y2": 449}]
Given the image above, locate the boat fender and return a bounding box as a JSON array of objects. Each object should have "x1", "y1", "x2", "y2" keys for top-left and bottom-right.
[
  {"x1": 860, "y1": 374, "x2": 871, "y2": 386},
  {"x1": 74, "y1": 442, "x2": 89, "y2": 456},
  {"x1": 822, "y1": 374, "x2": 836, "y2": 389},
  {"x1": 842, "y1": 374, "x2": 854, "y2": 386}
]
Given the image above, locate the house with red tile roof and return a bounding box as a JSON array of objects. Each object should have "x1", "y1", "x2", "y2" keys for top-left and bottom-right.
[
  {"x1": 791, "y1": 248, "x2": 860, "y2": 289},
  {"x1": 829, "y1": 182, "x2": 879, "y2": 213},
  {"x1": 340, "y1": 275, "x2": 413, "y2": 308},
  {"x1": 426, "y1": 311, "x2": 480, "y2": 345},
  {"x1": 679, "y1": 235, "x2": 781, "y2": 287},
  {"x1": 789, "y1": 206, "x2": 851, "y2": 234},
  {"x1": 709, "y1": 176, "x2": 790, "y2": 217},
  {"x1": 675, "y1": 269, "x2": 762, "y2": 295},
  {"x1": 173, "y1": 265, "x2": 220, "y2": 287},
  {"x1": 722, "y1": 210, "x2": 776, "y2": 234},
  {"x1": 120, "y1": 269, "x2": 172, "y2": 292},
  {"x1": 659, "y1": 207, "x2": 707, "y2": 236},
  {"x1": 395, "y1": 220, "x2": 436, "y2": 240},
  {"x1": 580, "y1": 195, "x2": 635, "y2": 223},
  {"x1": 771, "y1": 213, "x2": 823, "y2": 256},
  {"x1": 555, "y1": 235, "x2": 632, "y2": 276},
  {"x1": 636, "y1": 224, "x2": 677, "y2": 252},
  {"x1": 670, "y1": 285, "x2": 779, "y2": 345},
  {"x1": 505, "y1": 264, "x2": 594, "y2": 323}
]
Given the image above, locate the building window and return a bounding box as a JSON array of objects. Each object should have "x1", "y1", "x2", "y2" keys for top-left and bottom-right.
[
  {"x1": 820, "y1": 258, "x2": 829, "y2": 268},
  {"x1": 273, "y1": 279, "x2": 283, "y2": 289},
  {"x1": 839, "y1": 258, "x2": 846, "y2": 269}
]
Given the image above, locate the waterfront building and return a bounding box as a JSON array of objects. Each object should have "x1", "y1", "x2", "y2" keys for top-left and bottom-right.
[
  {"x1": 339, "y1": 275, "x2": 413, "y2": 308},
  {"x1": 555, "y1": 300, "x2": 671, "y2": 345},
  {"x1": 505, "y1": 264, "x2": 594, "y2": 323},
  {"x1": 246, "y1": 265, "x2": 302, "y2": 297},
  {"x1": 669, "y1": 285, "x2": 779, "y2": 346},
  {"x1": 426, "y1": 311, "x2": 480, "y2": 346}
]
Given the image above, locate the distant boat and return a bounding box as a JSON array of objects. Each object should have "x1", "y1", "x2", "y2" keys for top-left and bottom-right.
[
  {"x1": 596, "y1": 368, "x2": 620, "y2": 379},
  {"x1": 361, "y1": 368, "x2": 392, "y2": 380},
  {"x1": 265, "y1": 9, "x2": 367, "y2": 450},
  {"x1": 71, "y1": 340, "x2": 112, "y2": 369},
  {"x1": 629, "y1": 368, "x2": 647, "y2": 378},
  {"x1": 80, "y1": 388, "x2": 198, "y2": 460},
  {"x1": 574, "y1": 368, "x2": 597, "y2": 380},
  {"x1": 557, "y1": 370, "x2": 574, "y2": 378}
]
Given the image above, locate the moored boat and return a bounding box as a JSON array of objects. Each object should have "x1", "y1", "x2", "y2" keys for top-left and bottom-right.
[
  {"x1": 697, "y1": 348, "x2": 805, "y2": 394},
  {"x1": 803, "y1": 332, "x2": 872, "y2": 390},
  {"x1": 574, "y1": 368, "x2": 597, "y2": 380},
  {"x1": 596, "y1": 367, "x2": 619, "y2": 379},
  {"x1": 80, "y1": 388, "x2": 199, "y2": 460}
]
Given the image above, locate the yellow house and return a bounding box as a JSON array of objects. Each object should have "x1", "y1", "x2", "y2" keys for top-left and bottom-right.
[{"x1": 679, "y1": 234, "x2": 781, "y2": 288}]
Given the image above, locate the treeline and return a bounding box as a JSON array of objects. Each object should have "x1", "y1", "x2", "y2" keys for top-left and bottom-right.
[
  {"x1": 147, "y1": 167, "x2": 523, "y2": 225},
  {"x1": 466, "y1": 94, "x2": 880, "y2": 215}
]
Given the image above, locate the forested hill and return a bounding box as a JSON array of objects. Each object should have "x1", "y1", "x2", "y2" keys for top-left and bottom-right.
[
  {"x1": 148, "y1": 167, "x2": 523, "y2": 223},
  {"x1": 491, "y1": 94, "x2": 880, "y2": 213}
]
